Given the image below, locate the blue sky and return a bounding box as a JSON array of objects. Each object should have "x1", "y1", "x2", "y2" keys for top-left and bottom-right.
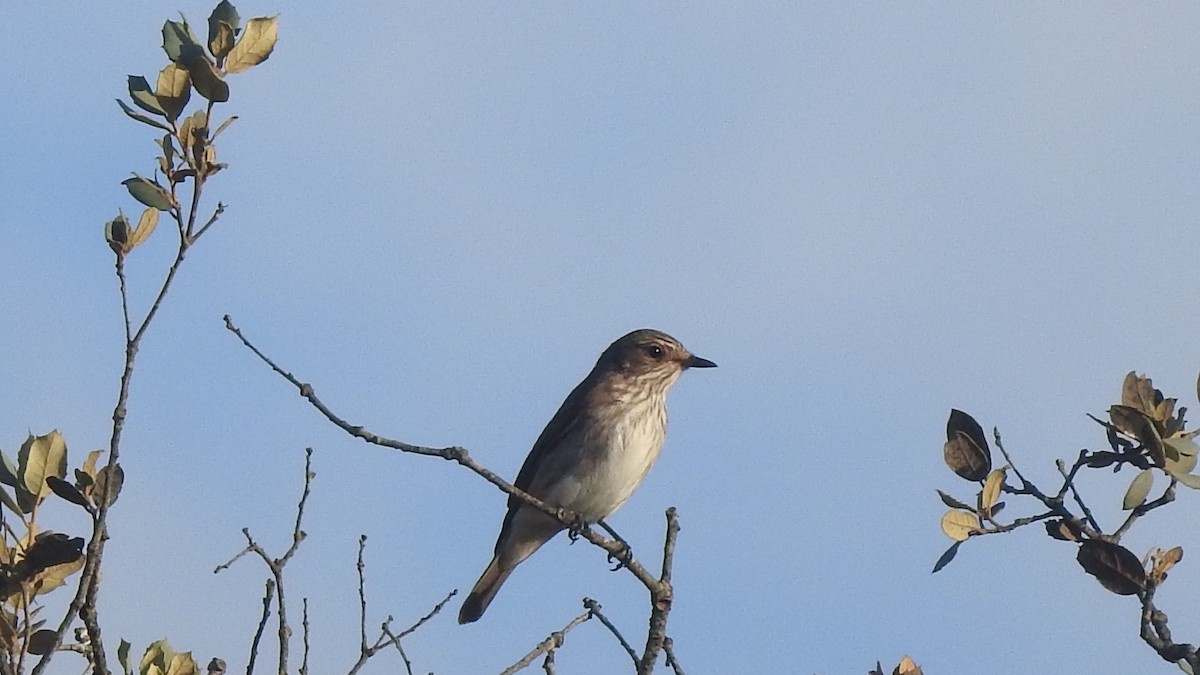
[{"x1": 3, "y1": 3, "x2": 1200, "y2": 673}]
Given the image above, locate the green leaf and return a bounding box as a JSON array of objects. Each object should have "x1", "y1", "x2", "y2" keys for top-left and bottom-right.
[
  {"x1": 27, "y1": 629, "x2": 57, "y2": 656},
  {"x1": 225, "y1": 16, "x2": 278, "y2": 74},
  {"x1": 0, "y1": 485, "x2": 22, "y2": 516},
  {"x1": 0, "y1": 451, "x2": 21, "y2": 489},
  {"x1": 155, "y1": 64, "x2": 191, "y2": 122},
  {"x1": 1122, "y1": 469, "x2": 1153, "y2": 510},
  {"x1": 123, "y1": 176, "x2": 175, "y2": 211},
  {"x1": 116, "y1": 99, "x2": 173, "y2": 132},
  {"x1": 187, "y1": 58, "x2": 230, "y2": 103},
  {"x1": 105, "y1": 212, "x2": 131, "y2": 254},
  {"x1": 162, "y1": 19, "x2": 205, "y2": 65},
  {"x1": 127, "y1": 75, "x2": 165, "y2": 116},
  {"x1": 18, "y1": 431, "x2": 67, "y2": 505},
  {"x1": 118, "y1": 639, "x2": 133, "y2": 675},
  {"x1": 932, "y1": 540, "x2": 963, "y2": 573},
  {"x1": 46, "y1": 476, "x2": 88, "y2": 509},
  {"x1": 935, "y1": 489, "x2": 974, "y2": 512}
]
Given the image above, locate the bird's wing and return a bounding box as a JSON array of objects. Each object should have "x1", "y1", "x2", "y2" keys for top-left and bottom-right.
[{"x1": 498, "y1": 372, "x2": 596, "y2": 531}]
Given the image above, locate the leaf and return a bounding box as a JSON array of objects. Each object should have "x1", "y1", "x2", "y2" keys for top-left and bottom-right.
[
  {"x1": 187, "y1": 58, "x2": 230, "y2": 102},
  {"x1": 166, "y1": 652, "x2": 199, "y2": 675},
  {"x1": 27, "y1": 629, "x2": 57, "y2": 655},
  {"x1": 155, "y1": 64, "x2": 191, "y2": 122},
  {"x1": 162, "y1": 19, "x2": 205, "y2": 65},
  {"x1": 81, "y1": 450, "x2": 103, "y2": 481},
  {"x1": 1110, "y1": 405, "x2": 1165, "y2": 466},
  {"x1": 1045, "y1": 518, "x2": 1082, "y2": 542},
  {"x1": 935, "y1": 489, "x2": 974, "y2": 512},
  {"x1": 1085, "y1": 451, "x2": 1121, "y2": 469},
  {"x1": 1173, "y1": 472, "x2": 1200, "y2": 490},
  {"x1": 116, "y1": 99, "x2": 173, "y2": 132},
  {"x1": 940, "y1": 509, "x2": 979, "y2": 542},
  {"x1": 894, "y1": 655, "x2": 922, "y2": 675},
  {"x1": 119, "y1": 639, "x2": 133, "y2": 675},
  {"x1": 94, "y1": 464, "x2": 124, "y2": 508},
  {"x1": 209, "y1": 1, "x2": 241, "y2": 63},
  {"x1": 141, "y1": 639, "x2": 177, "y2": 674},
  {"x1": 178, "y1": 110, "x2": 209, "y2": 154},
  {"x1": 105, "y1": 212, "x2": 131, "y2": 254},
  {"x1": 225, "y1": 16, "x2": 278, "y2": 74},
  {"x1": 127, "y1": 208, "x2": 160, "y2": 251},
  {"x1": 1122, "y1": 371, "x2": 1161, "y2": 417},
  {"x1": 1122, "y1": 470, "x2": 1153, "y2": 510},
  {"x1": 980, "y1": 468, "x2": 1006, "y2": 514},
  {"x1": 0, "y1": 451, "x2": 18, "y2": 489},
  {"x1": 932, "y1": 540, "x2": 963, "y2": 573},
  {"x1": 1076, "y1": 540, "x2": 1146, "y2": 595},
  {"x1": 0, "y1": 485, "x2": 23, "y2": 517},
  {"x1": 123, "y1": 176, "x2": 175, "y2": 211},
  {"x1": 1149, "y1": 546, "x2": 1183, "y2": 585},
  {"x1": 23, "y1": 533, "x2": 85, "y2": 574},
  {"x1": 943, "y1": 410, "x2": 991, "y2": 481},
  {"x1": 1164, "y1": 440, "x2": 1199, "y2": 478},
  {"x1": 45, "y1": 477, "x2": 88, "y2": 509},
  {"x1": 212, "y1": 115, "x2": 238, "y2": 140},
  {"x1": 943, "y1": 431, "x2": 991, "y2": 482},
  {"x1": 127, "y1": 76, "x2": 165, "y2": 116},
  {"x1": 18, "y1": 431, "x2": 67, "y2": 505}
]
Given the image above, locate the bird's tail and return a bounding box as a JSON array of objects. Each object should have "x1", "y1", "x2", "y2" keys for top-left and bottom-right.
[{"x1": 458, "y1": 557, "x2": 514, "y2": 624}]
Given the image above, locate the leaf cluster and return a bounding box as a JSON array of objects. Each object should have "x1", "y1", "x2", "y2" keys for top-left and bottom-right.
[
  {"x1": 107, "y1": 2, "x2": 277, "y2": 256},
  {"x1": 0, "y1": 432, "x2": 108, "y2": 665},
  {"x1": 933, "y1": 370, "x2": 1200, "y2": 669}
]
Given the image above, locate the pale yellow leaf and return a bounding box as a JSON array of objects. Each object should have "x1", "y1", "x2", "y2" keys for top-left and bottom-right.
[
  {"x1": 225, "y1": 16, "x2": 278, "y2": 74},
  {"x1": 940, "y1": 509, "x2": 979, "y2": 542}
]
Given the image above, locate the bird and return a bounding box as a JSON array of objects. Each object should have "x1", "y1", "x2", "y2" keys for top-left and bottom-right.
[{"x1": 458, "y1": 328, "x2": 716, "y2": 624}]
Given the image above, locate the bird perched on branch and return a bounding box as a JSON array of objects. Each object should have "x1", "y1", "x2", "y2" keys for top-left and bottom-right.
[{"x1": 459, "y1": 328, "x2": 716, "y2": 624}]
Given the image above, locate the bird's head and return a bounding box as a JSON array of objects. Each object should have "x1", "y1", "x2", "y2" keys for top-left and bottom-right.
[{"x1": 597, "y1": 329, "x2": 717, "y2": 380}]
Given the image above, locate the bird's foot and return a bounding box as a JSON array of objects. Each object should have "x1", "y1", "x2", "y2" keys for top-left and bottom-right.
[
  {"x1": 559, "y1": 508, "x2": 589, "y2": 543},
  {"x1": 598, "y1": 520, "x2": 633, "y2": 570}
]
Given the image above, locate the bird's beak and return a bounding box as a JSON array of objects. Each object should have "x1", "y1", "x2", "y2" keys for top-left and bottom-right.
[{"x1": 685, "y1": 354, "x2": 717, "y2": 369}]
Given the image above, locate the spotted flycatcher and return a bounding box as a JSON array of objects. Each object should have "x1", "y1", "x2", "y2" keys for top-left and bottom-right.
[{"x1": 458, "y1": 329, "x2": 716, "y2": 624}]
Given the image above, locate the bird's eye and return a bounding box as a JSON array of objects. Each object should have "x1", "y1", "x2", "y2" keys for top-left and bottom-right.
[{"x1": 645, "y1": 344, "x2": 664, "y2": 360}]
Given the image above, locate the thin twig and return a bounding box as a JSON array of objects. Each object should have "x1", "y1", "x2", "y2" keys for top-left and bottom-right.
[
  {"x1": 663, "y1": 636, "x2": 685, "y2": 675},
  {"x1": 300, "y1": 598, "x2": 309, "y2": 675},
  {"x1": 638, "y1": 508, "x2": 681, "y2": 675},
  {"x1": 215, "y1": 449, "x2": 315, "y2": 675},
  {"x1": 500, "y1": 610, "x2": 592, "y2": 675},
  {"x1": 1056, "y1": 452, "x2": 1101, "y2": 532},
  {"x1": 246, "y1": 579, "x2": 276, "y2": 675},
  {"x1": 583, "y1": 598, "x2": 638, "y2": 667},
  {"x1": 1112, "y1": 479, "x2": 1177, "y2": 542}
]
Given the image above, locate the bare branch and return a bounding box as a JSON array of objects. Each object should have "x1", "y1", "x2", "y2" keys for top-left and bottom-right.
[
  {"x1": 223, "y1": 316, "x2": 660, "y2": 589},
  {"x1": 637, "y1": 508, "x2": 681, "y2": 674},
  {"x1": 215, "y1": 449, "x2": 315, "y2": 675},
  {"x1": 246, "y1": 579, "x2": 275, "y2": 675},
  {"x1": 583, "y1": 598, "x2": 638, "y2": 667}
]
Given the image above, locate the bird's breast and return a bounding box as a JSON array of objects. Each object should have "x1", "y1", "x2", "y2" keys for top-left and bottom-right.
[{"x1": 551, "y1": 396, "x2": 668, "y2": 522}]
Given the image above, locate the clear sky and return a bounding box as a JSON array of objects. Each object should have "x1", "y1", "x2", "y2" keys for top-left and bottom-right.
[{"x1": 3, "y1": 3, "x2": 1200, "y2": 673}]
